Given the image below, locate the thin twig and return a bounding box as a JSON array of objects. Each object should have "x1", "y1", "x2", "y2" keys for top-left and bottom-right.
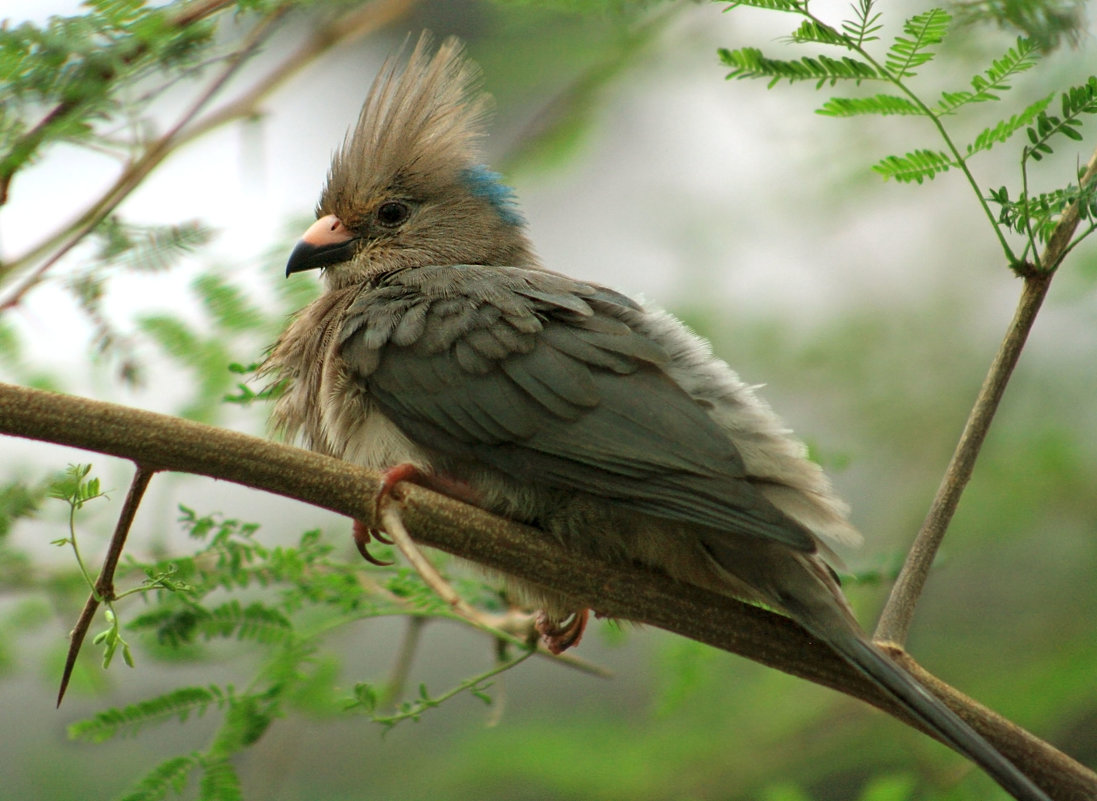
[
  {"x1": 874, "y1": 144, "x2": 1097, "y2": 646},
  {"x1": 381, "y1": 500, "x2": 484, "y2": 620},
  {"x1": 57, "y1": 464, "x2": 156, "y2": 706},
  {"x1": 0, "y1": 0, "x2": 238, "y2": 209},
  {"x1": 0, "y1": 8, "x2": 288, "y2": 309},
  {"x1": 379, "y1": 615, "x2": 427, "y2": 707}
]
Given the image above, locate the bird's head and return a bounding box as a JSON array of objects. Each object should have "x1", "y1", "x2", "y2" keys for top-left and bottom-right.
[{"x1": 285, "y1": 35, "x2": 536, "y2": 290}]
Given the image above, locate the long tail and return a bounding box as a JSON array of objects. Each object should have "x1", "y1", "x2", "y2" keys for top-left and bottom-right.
[{"x1": 820, "y1": 626, "x2": 1050, "y2": 801}]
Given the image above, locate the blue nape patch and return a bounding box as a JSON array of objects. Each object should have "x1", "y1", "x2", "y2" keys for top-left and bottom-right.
[{"x1": 461, "y1": 165, "x2": 524, "y2": 227}]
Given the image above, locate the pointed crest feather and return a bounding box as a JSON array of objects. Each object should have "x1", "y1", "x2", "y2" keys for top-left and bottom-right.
[{"x1": 320, "y1": 33, "x2": 491, "y2": 218}]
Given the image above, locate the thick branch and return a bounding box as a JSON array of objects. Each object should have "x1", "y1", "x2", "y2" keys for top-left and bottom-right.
[
  {"x1": 875, "y1": 144, "x2": 1097, "y2": 646},
  {"x1": 0, "y1": 381, "x2": 1092, "y2": 798}
]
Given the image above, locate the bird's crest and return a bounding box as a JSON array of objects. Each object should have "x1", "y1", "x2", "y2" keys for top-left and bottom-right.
[{"x1": 320, "y1": 34, "x2": 492, "y2": 221}]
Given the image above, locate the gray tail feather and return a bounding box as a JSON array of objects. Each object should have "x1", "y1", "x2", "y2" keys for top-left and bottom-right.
[{"x1": 823, "y1": 628, "x2": 1050, "y2": 801}]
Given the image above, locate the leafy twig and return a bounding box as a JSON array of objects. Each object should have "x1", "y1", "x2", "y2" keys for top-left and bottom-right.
[
  {"x1": 348, "y1": 646, "x2": 536, "y2": 729},
  {"x1": 57, "y1": 464, "x2": 156, "y2": 706},
  {"x1": 874, "y1": 142, "x2": 1097, "y2": 646},
  {"x1": 0, "y1": 7, "x2": 288, "y2": 310}
]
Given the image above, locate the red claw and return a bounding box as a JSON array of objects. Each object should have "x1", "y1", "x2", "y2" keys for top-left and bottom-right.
[
  {"x1": 536, "y1": 609, "x2": 590, "y2": 654},
  {"x1": 352, "y1": 463, "x2": 425, "y2": 566},
  {"x1": 353, "y1": 520, "x2": 394, "y2": 566},
  {"x1": 352, "y1": 463, "x2": 483, "y2": 566}
]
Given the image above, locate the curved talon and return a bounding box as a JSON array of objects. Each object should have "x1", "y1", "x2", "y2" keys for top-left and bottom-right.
[
  {"x1": 536, "y1": 608, "x2": 590, "y2": 654},
  {"x1": 352, "y1": 463, "x2": 427, "y2": 566},
  {"x1": 353, "y1": 520, "x2": 394, "y2": 566}
]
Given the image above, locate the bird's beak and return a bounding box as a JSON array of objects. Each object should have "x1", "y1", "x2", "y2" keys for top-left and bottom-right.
[{"x1": 285, "y1": 214, "x2": 359, "y2": 276}]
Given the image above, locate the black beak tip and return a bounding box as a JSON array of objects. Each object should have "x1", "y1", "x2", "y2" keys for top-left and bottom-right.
[
  {"x1": 284, "y1": 238, "x2": 359, "y2": 278},
  {"x1": 285, "y1": 240, "x2": 318, "y2": 278}
]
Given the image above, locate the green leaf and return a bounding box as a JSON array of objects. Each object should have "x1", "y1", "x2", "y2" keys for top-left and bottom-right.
[
  {"x1": 952, "y1": 0, "x2": 1084, "y2": 53},
  {"x1": 787, "y1": 19, "x2": 846, "y2": 46},
  {"x1": 192, "y1": 273, "x2": 264, "y2": 333},
  {"x1": 872, "y1": 149, "x2": 954, "y2": 183},
  {"x1": 197, "y1": 759, "x2": 243, "y2": 801},
  {"x1": 965, "y1": 92, "x2": 1054, "y2": 155},
  {"x1": 0, "y1": 478, "x2": 46, "y2": 537},
  {"x1": 1025, "y1": 77, "x2": 1097, "y2": 161},
  {"x1": 934, "y1": 37, "x2": 1040, "y2": 114},
  {"x1": 884, "y1": 8, "x2": 950, "y2": 78},
  {"x1": 68, "y1": 685, "x2": 227, "y2": 743},
  {"x1": 817, "y1": 94, "x2": 921, "y2": 117},
  {"x1": 720, "y1": 47, "x2": 881, "y2": 88},
  {"x1": 988, "y1": 180, "x2": 1097, "y2": 243},
  {"x1": 842, "y1": 0, "x2": 883, "y2": 46},
  {"x1": 117, "y1": 754, "x2": 198, "y2": 801}
]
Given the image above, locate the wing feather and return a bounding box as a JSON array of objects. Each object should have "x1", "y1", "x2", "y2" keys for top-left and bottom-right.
[{"x1": 340, "y1": 264, "x2": 815, "y2": 551}]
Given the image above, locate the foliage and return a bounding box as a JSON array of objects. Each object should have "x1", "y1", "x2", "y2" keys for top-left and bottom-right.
[
  {"x1": 52, "y1": 498, "x2": 528, "y2": 800},
  {"x1": 720, "y1": 1, "x2": 1097, "y2": 271}
]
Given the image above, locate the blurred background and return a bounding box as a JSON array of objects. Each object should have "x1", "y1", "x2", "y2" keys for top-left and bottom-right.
[{"x1": 1, "y1": 1, "x2": 1096, "y2": 799}]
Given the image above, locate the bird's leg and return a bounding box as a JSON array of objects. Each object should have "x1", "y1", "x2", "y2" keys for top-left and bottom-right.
[
  {"x1": 353, "y1": 464, "x2": 425, "y2": 565},
  {"x1": 365, "y1": 465, "x2": 591, "y2": 656},
  {"x1": 536, "y1": 609, "x2": 590, "y2": 655},
  {"x1": 356, "y1": 463, "x2": 470, "y2": 564}
]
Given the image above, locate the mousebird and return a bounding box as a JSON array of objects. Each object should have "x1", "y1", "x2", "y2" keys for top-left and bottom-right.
[{"x1": 263, "y1": 34, "x2": 1050, "y2": 801}]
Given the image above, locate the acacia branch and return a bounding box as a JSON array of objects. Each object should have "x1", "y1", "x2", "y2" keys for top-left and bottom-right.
[
  {"x1": 875, "y1": 143, "x2": 1097, "y2": 646},
  {"x1": 0, "y1": 381, "x2": 1092, "y2": 800}
]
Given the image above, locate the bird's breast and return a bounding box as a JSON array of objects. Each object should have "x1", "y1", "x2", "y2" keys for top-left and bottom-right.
[{"x1": 318, "y1": 374, "x2": 428, "y2": 473}]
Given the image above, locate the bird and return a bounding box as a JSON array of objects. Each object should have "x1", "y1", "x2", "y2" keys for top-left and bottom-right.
[{"x1": 262, "y1": 34, "x2": 1051, "y2": 801}]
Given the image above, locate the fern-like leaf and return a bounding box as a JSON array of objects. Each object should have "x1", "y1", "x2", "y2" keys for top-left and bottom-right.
[
  {"x1": 843, "y1": 0, "x2": 883, "y2": 46},
  {"x1": 989, "y1": 181, "x2": 1097, "y2": 242},
  {"x1": 1025, "y1": 77, "x2": 1097, "y2": 161},
  {"x1": 192, "y1": 273, "x2": 264, "y2": 334},
  {"x1": 885, "y1": 8, "x2": 950, "y2": 78},
  {"x1": 873, "y1": 149, "x2": 955, "y2": 183},
  {"x1": 966, "y1": 92, "x2": 1054, "y2": 155},
  {"x1": 93, "y1": 218, "x2": 211, "y2": 273},
  {"x1": 198, "y1": 759, "x2": 243, "y2": 801},
  {"x1": 69, "y1": 685, "x2": 226, "y2": 743},
  {"x1": 117, "y1": 755, "x2": 197, "y2": 801},
  {"x1": 817, "y1": 94, "x2": 922, "y2": 117},
  {"x1": 207, "y1": 601, "x2": 293, "y2": 644},
  {"x1": 935, "y1": 37, "x2": 1041, "y2": 114},
  {"x1": 788, "y1": 19, "x2": 847, "y2": 46},
  {"x1": 721, "y1": 47, "x2": 881, "y2": 88}
]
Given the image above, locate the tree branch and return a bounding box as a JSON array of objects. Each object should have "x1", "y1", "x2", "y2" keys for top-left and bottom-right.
[
  {"x1": 874, "y1": 143, "x2": 1097, "y2": 646},
  {"x1": 0, "y1": 381, "x2": 1092, "y2": 799}
]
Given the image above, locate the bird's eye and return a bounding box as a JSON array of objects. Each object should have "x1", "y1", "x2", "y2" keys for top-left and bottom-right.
[{"x1": 376, "y1": 201, "x2": 410, "y2": 227}]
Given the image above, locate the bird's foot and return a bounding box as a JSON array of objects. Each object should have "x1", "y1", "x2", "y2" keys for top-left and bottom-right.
[
  {"x1": 352, "y1": 463, "x2": 425, "y2": 565},
  {"x1": 355, "y1": 463, "x2": 481, "y2": 565},
  {"x1": 536, "y1": 609, "x2": 590, "y2": 654},
  {"x1": 352, "y1": 520, "x2": 395, "y2": 565}
]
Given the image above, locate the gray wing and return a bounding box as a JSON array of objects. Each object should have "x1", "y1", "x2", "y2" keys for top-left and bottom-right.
[{"x1": 339, "y1": 264, "x2": 814, "y2": 551}]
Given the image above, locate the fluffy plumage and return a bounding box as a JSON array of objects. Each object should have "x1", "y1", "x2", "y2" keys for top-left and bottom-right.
[{"x1": 263, "y1": 34, "x2": 1049, "y2": 801}]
